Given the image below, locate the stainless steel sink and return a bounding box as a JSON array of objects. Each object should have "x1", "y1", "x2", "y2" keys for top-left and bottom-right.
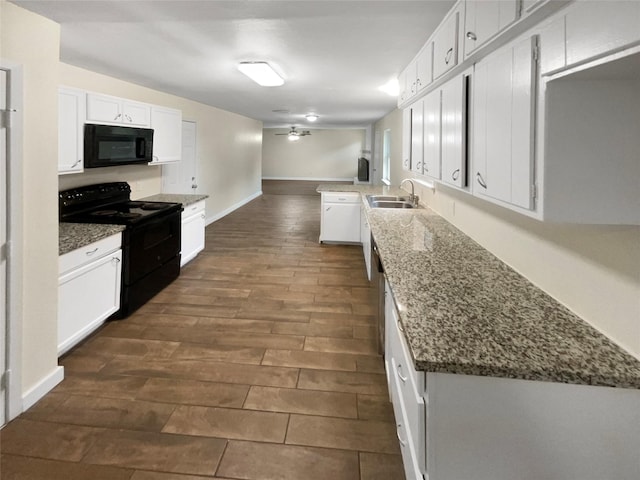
[
  {"x1": 369, "y1": 200, "x2": 415, "y2": 209},
  {"x1": 367, "y1": 195, "x2": 410, "y2": 203},
  {"x1": 366, "y1": 194, "x2": 416, "y2": 209}
]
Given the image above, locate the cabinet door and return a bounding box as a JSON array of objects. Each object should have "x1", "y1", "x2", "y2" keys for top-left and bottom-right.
[
  {"x1": 181, "y1": 208, "x2": 206, "y2": 266},
  {"x1": 415, "y1": 43, "x2": 433, "y2": 93},
  {"x1": 151, "y1": 106, "x2": 182, "y2": 164},
  {"x1": 410, "y1": 99, "x2": 424, "y2": 175},
  {"x1": 473, "y1": 36, "x2": 536, "y2": 209},
  {"x1": 86, "y1": 93, "x2": 122, "y2": 124},
  {"x1": 422, "y1": 89, "x2": 441, "y2": 180},
  {"x1": 405, "y1": 61, "x2": 418, "y2": 100},
  {"x1": 321, "y1": 202, "x2": 361, "y2": 243},
  {"x1": 398, "y1": 68, "x2": 408, "y2": 106},
  {"x1": 58, "y1": 87, "x2": 85, "y2": 174},
  {"x1": 433, "y1": 8, "x2": 459, "y2": 79},
  {"x1": 440, "y1": 74, "x2": 466, "y2": 188},
  {"x1": 402, "y1": 107, "x2": 412, "y2": 171},
  {"x1": 122, "y1": 100, "x2": 151, "y2": 127},
  {"x1": 464, "y1": 1, "x2": 518, "y2": 56},
  {"x1": 58, "y1": 249, "x2": 122, "y2": 355}
]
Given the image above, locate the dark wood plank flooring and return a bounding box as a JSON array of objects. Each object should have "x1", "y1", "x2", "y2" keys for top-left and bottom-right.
[{"x1": 0, "y1": 184, "x2": 404, "y2": 479}]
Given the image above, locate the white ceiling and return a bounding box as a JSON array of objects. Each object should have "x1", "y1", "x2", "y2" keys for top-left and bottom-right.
[{"x1": 13, "y1": 0, "x2": 455, "y2": 128}]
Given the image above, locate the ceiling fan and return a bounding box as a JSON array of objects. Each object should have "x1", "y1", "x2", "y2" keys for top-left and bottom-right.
[{"x1": 275, "y1": 126, "x2": 311, "y2": 141}]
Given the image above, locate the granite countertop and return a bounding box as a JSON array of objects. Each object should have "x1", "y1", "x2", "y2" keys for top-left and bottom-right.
[
  {"x1": 139, "y1": 193, "x2": 208, "y2": 207},
  {"x1": 59, "y1": 223, "x2": 125, "y2": 256},
  {"x1": 317, "y1": 183, "x2": 640, "y2": 389}
]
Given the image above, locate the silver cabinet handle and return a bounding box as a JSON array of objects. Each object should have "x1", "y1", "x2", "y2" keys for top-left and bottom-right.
[
  {"x1": 397, "y1": 318, "x2": 405, "y2": 332},
  {"x1": 111, "y1": 257, "x2": 121, "y2": 265},
  {"x1": 466, "y1": 31, "x2": 477, "y2": 41},
  {"x1": 396, "y1": 425, "x2": 407, "y2": 447},
  {"x1": 201, "y1": 214, "x2": 205, "y2": 219},
  {"x1": 125, "y1": 114, "x2": 132, "y2": 122},
  {"x1": 445, "y1": 47, "x2": 453, "y2": 65},
  {"x1": 397, "y1": 363, "x2": 408, "y2": 382},
  {"x1": 326, "y1": 206, "x2": 332, "y2": 211},
  {"x1": 85, "y1": 247, "x2": 99, "y2": 256},
  {"x1": 114, "y1": 113, "x2": 122, "y2": 120},
  {"x1": 476, "y1": 172, "x2": 487, "y2": 189},
  {"x1": 70, "y1": 159, "x2": 82, "y2": 168},
  {"x1": 452, "y1": 169, "x2": 460, "y2": 181}
]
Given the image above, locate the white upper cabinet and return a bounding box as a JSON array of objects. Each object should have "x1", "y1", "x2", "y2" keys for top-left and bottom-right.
[
  {"x1": 473, "y1": 35, "x2": 537, "y2": 210},
  {"x1": 433, "y1": 3, "x2": 461, "y2": 80},
  {"x1": 415, "y1": 43, "x2": 433, "y2": 93},
  {"x1": 440, "y1": 73, "x2": 467, "y2": 189},
  {"x1": 150, "y1": 106, "x2": 182, "y2": 164},
  {"x1": 422, "y1": 88, "x2": 441, "y2": 180},
  {"x1": 58, "y1": 87, "x2": 86, "y2": 175},
  {"x1": 402, "y1": 107, "x2": 412, "y2": 171},
  {"x1": 464, "y1": 0, "x2": 519, "y2": 57},
  {"x1": 86, "y1": 93, "x2": 151, "y2": 127},
  {"x1": 410, "y1": 99, "x2": 424, "y2": 175}
]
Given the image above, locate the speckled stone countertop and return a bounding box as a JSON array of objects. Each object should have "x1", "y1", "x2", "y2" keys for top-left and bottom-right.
[
  {"x1": 318, "y1": 183, "x2": 640, "y2": 389},
  {"x1": 59, "y1": 223, "x2": 125, "y2": 256},
  {"x1": 138, "y1": 193, "x2": 208, "y2": 206}
]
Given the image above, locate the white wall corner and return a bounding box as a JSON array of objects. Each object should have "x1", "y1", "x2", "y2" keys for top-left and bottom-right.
[{"x1": 21, "y1": 366, "x2": 64, "y2": 412}]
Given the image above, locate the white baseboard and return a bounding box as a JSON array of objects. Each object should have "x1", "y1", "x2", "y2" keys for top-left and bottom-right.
[
  {"x1": 262, "y1": 176, "x2": 353, "y2": 182},
  {"x1": 22, "y1": 366, "x2": 64, "y2": 412},
  {"x1": 205, "y1": 190, "x2": 262, "y2": 226}
]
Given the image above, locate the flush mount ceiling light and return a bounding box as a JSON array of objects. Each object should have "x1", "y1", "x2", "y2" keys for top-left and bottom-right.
[
  {"x1": 305, "y1": 114, "x2": 319, "y2": 122},
  {"x1": 237, "y1": 62, "x2": 284, "y2": 87}
]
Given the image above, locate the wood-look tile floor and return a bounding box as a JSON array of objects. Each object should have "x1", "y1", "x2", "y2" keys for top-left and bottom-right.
[{"x1": 1, "y1": 185, "x2": 405, "y2": 480}]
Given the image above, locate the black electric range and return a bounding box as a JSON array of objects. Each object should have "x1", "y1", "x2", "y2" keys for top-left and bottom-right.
[{"x1": 59, "y1": 182, "x2": 183, "y2": 318}]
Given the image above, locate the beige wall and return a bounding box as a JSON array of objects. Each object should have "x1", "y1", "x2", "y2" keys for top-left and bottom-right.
[
  {"x1": 262, "y1": 128, "x2": 364, "y2": 180},
  {"x1": 1, "y1": 1, "x2": 262, "y2": 405},
  {"x1": 58, "y1": 64, "x2": 263, "y2": 219},
  {"x1": 1, "y1": 2, "x2": 61, "y2": 395},
  {"x1": 374, "y1": 109, "x2": 640, "y2": 359},
  {"x1": 372, "y1": 108, "x2": 403, "y2": 185}
]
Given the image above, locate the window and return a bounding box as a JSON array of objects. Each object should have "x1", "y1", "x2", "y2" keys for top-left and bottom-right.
[{"x1": 382, "y1": 129, "x2": 391, "y2": 185}]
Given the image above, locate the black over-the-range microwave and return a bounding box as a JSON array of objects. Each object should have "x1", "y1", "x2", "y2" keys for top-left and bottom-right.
[{"x1": 84, "y1": 123, "x2": 154, "y2": 168}]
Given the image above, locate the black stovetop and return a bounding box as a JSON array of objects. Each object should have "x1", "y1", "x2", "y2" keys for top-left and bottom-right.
[{"x1": 59, "y1": 182, "x2": 182, "y2": 226}]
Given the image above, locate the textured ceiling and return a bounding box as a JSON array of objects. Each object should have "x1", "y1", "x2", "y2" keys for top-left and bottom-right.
[{"x1": 13, "y1": 0, "x2": 454, "y2": 128}]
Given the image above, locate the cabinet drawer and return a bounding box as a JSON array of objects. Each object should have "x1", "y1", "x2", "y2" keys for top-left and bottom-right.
[
  {"x1": 183, "y1": 200, "x2": 205, "y2": 217},
  {"x1": 322, "y1": 192, "x2": 360, "y2": 204},
  {"x1": 60, "y1": 233, "x2": 122, "y2": 274}
]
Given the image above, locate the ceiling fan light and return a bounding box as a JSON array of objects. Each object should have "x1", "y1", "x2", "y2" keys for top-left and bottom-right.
[
  {"x1": 288, "y1": 133, "x2": 300, "y2": 141},
  {"x1": 238, "y1": 62, "x2": 284, "y2": 87},
  {"x1": 305, "y1": 114, "x2": 319, "y2": 122}
]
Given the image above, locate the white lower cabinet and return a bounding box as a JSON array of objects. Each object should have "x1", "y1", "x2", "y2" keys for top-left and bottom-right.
[
  {"x1": 181, "y1": 200, "x2": 206, "y2": 266},
  {"x1": 319, "y1": 192, "x2": 361, "y2": 243},
  {"x1": 58, "y1": 233, "x2": 122, "y2": 355},
  {"x1": 385, "y1": 289, "x2": 640, "y2": 480}
]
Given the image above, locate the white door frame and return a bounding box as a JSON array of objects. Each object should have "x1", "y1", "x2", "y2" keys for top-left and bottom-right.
[{"x1": 0, "y1": 59, "x2": 24, "y2": 423}]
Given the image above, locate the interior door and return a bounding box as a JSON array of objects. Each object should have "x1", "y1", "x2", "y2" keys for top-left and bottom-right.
[
  {"x1": 161, "y1": 120, "x2": 197, "y2": 193},
  {"x1": 0, "y1": 69, "x2": 8, "y2": 426}
]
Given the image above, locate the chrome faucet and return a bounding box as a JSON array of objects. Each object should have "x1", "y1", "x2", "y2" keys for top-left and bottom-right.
[{"x1": 400, "y1": 178, "x2": 419, "y2": 206}]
